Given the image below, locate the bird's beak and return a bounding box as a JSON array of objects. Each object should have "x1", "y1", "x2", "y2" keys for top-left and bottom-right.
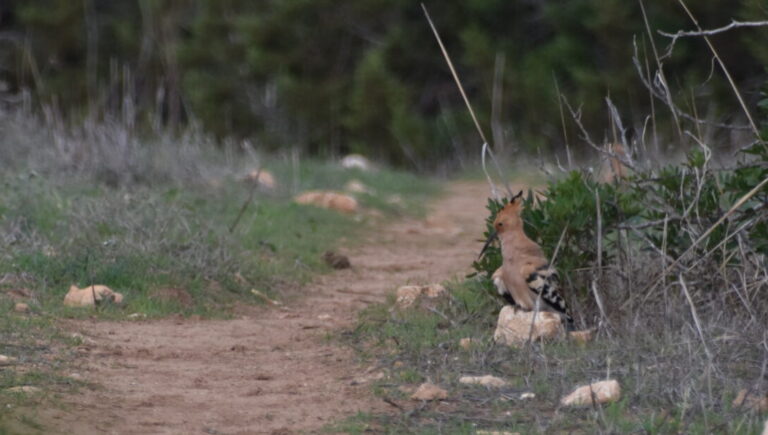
[{"x1": 479, "y1": 230, "x2": 498, "y2": 259}]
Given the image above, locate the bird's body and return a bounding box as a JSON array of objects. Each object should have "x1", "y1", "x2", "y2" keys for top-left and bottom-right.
[{"x1": 482, "y1": 193, "x2": 574, "y2": 327}]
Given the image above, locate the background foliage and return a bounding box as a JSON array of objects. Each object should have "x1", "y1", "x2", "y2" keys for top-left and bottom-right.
[{"x1": 1, "y1": 1, "x2": 767, "y2": 167}]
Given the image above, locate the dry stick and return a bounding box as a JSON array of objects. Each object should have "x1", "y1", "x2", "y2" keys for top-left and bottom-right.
[
  {"x1": 658, "y1": 19, "x2": 768, "y2": 53},
  {"x1": 229, "y1": 168, "x2": 261, "y2": 233},
  {"x1": 638, "y1": 0, "x2": 683, "y2": 143},
  {"x1": 491, "y1": 52, "x2": 506, "y2": 154},
  {"x1": 592, "y1": 189, "x2": 610, "y2": 332},
  {"x1": 736, "y1": 234, "x2": 758, "y2": 323},
  {"x1": 641, "y1": 36, "x2": 660, "y2": 156},
  {"x1": 606, "y1": 96, "x2": 626, "y2": 146},
  {"x1": 421, "y1": 3, "x2": 512, "y2": 198},
  {"x1": 524, "y1": 229, "x2": 568, "y2": 349},
  {"x1": 678, "y1": 274, "x2": 713, "y2": 362},
  {"x1": 674, "y1": 0, "x2": 764, "y2": 145},
  {"x1": 481, "y1": 143, "x2": 501, "y2": 200},
  {"x1": 632, "y1": 41, "x2": 750, "y2": 132},
  {"x1": 553, "y1": 75, "x2": 573, "y2": 168}
]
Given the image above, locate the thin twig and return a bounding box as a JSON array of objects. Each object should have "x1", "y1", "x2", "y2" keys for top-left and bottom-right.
[
  {"x1": 553, "y1": 74, "x2": 572, "y2": 168},
  {"x1": 421, "y1": 3, "x2": 512, "y2": 197},
  {"x1": 632, "y1": 41, "x2": 751, "y2": 131},
  {"x1": 638, "y1": 0, "x2": 683, "y2": 142},
  {"x1": 659, "y1": 19, "x2": 768, "y2": 38},
  {"x1": 678, "y1": 274, "x2": 713, "y2": 362},
  {"x1": 229, "y1": 168, "x2": 261, "y2": 233},
  {"x1": 675, "y1": 0, "x2": 763, "y2": 143}
]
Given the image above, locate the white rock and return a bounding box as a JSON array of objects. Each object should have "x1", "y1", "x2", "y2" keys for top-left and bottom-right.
[
  {"x1": 244, "y1": 169, "x2": 276, "y2": 189},
  {"x1": 63, "y1": 285, "x2": 124, "y2": 307},
  {"x1": 560, "y1": 379, "x2": 621, "y2": 406},
  {"x1": 458, "y1": 375, "x2": 507, "y2": 388},
  {"x1": 344, "y1": 179, "x2": 371, "y2": 194},
  {"x1": 294, "y1": 191, "x2": 358, "y2": 214},
  {"x1": 0, "y1": 355, "x2": 17, "y2": 366},
  {"x1": 6, "y1": 386, "x2": 41, "y2": 394},
  {"x1": 421, "y1": 283, "x2": 447, "y2": 298},
  {"x1": 493, "y1": 306, "x2": 564, "y2": 346},
  {"x1": 340, "y1": 154, "x2": 371, "y2": 171},
  {"x1": 520, "y1": 392, "x2": 536, "y2": 400},
  {"x1": 395, "y1": 284, "x2": 448, "y2": 309},
  {"x1": 410, "y1": 382, "x2": 448, "y2": 401}
]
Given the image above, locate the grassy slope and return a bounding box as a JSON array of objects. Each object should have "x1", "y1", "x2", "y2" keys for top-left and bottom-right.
[{"x1": 0, "y1": 155, "x2": 438, "y2": 432}]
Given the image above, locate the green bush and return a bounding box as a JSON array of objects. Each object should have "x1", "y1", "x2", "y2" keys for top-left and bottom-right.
[{"x1": 474, "y1": 147, "x2": 767, "y2": 306}]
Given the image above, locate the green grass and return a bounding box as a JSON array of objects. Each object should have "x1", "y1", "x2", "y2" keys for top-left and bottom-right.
[
  {"x1": 0, "y1": 156, "x2": 438, "y2": 432},
  {"x1": 0, "y1": 299, "x2": 85, "y2": 434},
  {"x1": 343, "y1": 279, "x2": 768, "y2": 434},
  {"x1": 0, "y1": 160, "x2": 437, "y2": 319}
]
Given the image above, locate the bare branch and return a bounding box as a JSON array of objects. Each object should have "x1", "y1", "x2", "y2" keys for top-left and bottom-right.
[
  {"x1": 659, "y1": 19, "x2": 768, "y2": 39},
  {"x1": 675, "y1": 0, "x2": 763, "y2": 142},
  {"x1": 632, "y1": 40, "x2": 751, "y2": 131}
]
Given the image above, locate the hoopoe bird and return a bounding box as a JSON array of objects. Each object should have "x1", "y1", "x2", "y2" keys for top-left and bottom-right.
[
  {"x1": 480, "y1": 191, "x2": 574, "y2": 328},
  {"x1": 597, "y1": 142, "x2": 630, "y2": 183},
  {"x1": 598, "y1": 127, "x2": 634, "y2": 183}
]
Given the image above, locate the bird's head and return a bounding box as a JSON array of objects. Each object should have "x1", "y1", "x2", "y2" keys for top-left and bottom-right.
[{"x1": 479, "y1": 190, "x2": 524, "y2": 258}]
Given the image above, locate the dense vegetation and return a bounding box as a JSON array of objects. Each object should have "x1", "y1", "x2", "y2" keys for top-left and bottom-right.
[{"x1": 1, "y1": 1, "x2": 766, "y2": 167}]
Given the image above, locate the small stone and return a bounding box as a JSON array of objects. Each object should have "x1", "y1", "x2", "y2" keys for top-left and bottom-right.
[
  {"x1": 6, "y1": 386, "x2": 41, "y2": 394},
  {"x1": 0, "y1": 355, "x2": 17, "y2": 366},
  {"x1": 733, "y1": 389, "x2": 768, "y2": 412},
  {"x1": 294, "y1": 191, "x2": 359, "y2": 214},
  {"x1": 395, "y1": 286, "x2": 421, "y2": 309},
  {"x1": 393, "y1": 361, "x2": 404, "y2": 368},
  {"x1": 244, "y1": 169, "x2": 276, "y2": 189},
  {"x1": 340, "y1": 154, "x2": 372, "y2": 171},
  {"x1": 520, "y1": 392, "x2": 536, "y2": 400},
  {"x1": 421, "y1": 283, "x2": 447, "y2": 298},
  {"x1": 344, "y1": 179, "x2": 371, "y2": 194},
  {"x1": 317, "y1": 314, "x2": 332, "y2": 321},
  {"x1": 323, "y1": 251, "x2": 351, "y2": 269},
  {"x1": 493, "y1": 306, "x2": 564, "y2": 347},
  {"x1": 410, "y1": 382, "x2": 448, "y2": 401},
  {"x1": 458, "y1": 375, "x2": 507, "y2": 388},
  {"x1": 394, "y1": 284, "x2": 449, "y2": 309},
  {"x1": 560, "y1": 379, "x2": 621, "y2": 406},
  {"x1": 250, "y1": 289, "x2": 282, "y2": 306},
  {"x1": 127, "y1": 313, "x2": 146, "y2": 320},
  {"x1": 14, "y1": 303, "x2": 29, "y2": 313},
  {"x1": 569, "y1": 329, "x2": 595, "y2": 344},
  {"x1": 459, "y1": 338, "x2": 473, "y2": 350},
  {"x1": 63, "y1": 285, "x2": 124, "y2": 308}
]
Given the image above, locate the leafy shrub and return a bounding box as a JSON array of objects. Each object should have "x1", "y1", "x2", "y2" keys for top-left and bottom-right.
[{"x1": 474, "y1": 146, "x2": 766, "y2": 307}]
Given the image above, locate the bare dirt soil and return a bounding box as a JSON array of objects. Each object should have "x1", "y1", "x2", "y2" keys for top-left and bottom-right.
[{"x1": 49, "y1": 181, "x2": 490, "y2": 435}]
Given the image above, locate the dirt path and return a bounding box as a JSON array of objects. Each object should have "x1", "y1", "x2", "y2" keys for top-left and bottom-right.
[{"x1": 51, "y1": 181, "x2": 490, "y2": 435}]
